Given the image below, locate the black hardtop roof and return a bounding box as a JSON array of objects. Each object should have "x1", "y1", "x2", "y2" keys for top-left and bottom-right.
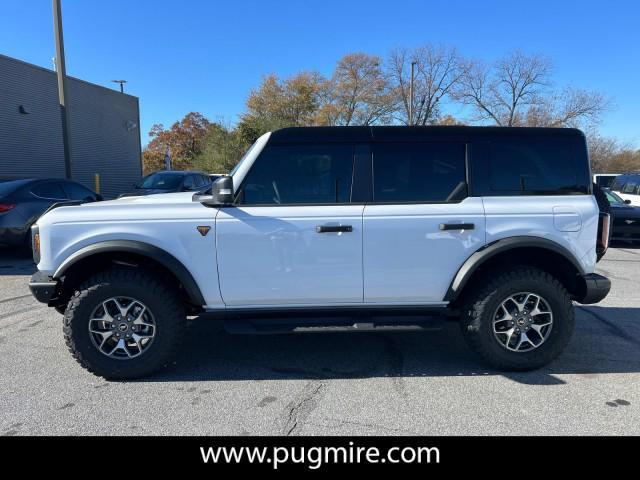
[{"x1": 268, "y1": 125, "x2": 586, "y2": 144}]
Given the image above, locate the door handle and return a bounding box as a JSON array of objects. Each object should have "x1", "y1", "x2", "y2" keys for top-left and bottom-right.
[
  {"x1": 316, "y1": 225, "x2": 353, "y2": 233},
  {"x1": 439, "y1": 223, "x2": 475, "y2": 231}
]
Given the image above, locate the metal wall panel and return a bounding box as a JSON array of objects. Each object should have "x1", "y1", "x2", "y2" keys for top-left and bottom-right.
[{"x1": 0, "y1": 54, "x2": 142, "y2": 198}]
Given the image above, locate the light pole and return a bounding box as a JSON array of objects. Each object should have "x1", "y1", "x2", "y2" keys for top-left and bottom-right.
[
  {"x1": 52, "y1": 0, "x2": 72, "y2": 179},
  {"x1": 112, "y1": 80, "x2": 127, "y2": 93},
  {"x1": 409, "y1": 60, "x2": 417, "y2": 126}
]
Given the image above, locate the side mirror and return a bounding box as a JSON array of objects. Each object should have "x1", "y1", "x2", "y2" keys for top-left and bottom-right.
[
  {"x1": 625, "y1": 199, "x2": 632, "y2": 204},
  {"x1": 193, "y1": 176, "x2": 234, "y2": 207}
]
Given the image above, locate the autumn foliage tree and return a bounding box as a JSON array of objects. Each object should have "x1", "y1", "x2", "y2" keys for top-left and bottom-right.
[{"x1": 142, "y1": 112, "x2": 211, "y2": 174}]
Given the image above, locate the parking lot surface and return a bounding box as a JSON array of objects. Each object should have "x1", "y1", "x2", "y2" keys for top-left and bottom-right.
[{"x1": 1, "y1": 246, "x2": 639, "y2": 436}]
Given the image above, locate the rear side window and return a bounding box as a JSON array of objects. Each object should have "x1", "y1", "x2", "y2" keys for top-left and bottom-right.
[
  {"x1": 372, "y1": 143, "x2": 466, "y2": 203},
  {"x1": 489, "y1": 140, "x2": 587, "y2": 194},
  {"x1": 63, "y1": 182, "x2": 95, "y2": 200},
  {"x1": 239, "y1": 144, "x2": 354, "y2": 205},
  {"x1": 622, "y1": 181, "x2": 639, "y2": 194},
  {"x1": 32, "y1": 182, "x2": 68, "y2": 199}
]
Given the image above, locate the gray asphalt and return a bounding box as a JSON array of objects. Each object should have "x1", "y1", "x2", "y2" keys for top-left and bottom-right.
[{"x1": 1, "y1": 246, "x2": 639, "y2": 436}]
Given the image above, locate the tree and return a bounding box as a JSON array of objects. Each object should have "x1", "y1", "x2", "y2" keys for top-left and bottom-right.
[
  {"x1": 389, "y1": 45, "x2": 464, "y2": 125},
  {"x1": 238, "y1": 72, "x2": 326, "y2": 143},
  {"x1": 455, "y1": 51, "x2": 551, "y2": 126},
  {"x1": 455, "y1": 51, "x2": 609, "y2": 129},
  {"x1": 142, "y1": 112, "x2": 211, "y2": 174},
  {"x1": 316, "y1": 53, "x2": 394, "y2": 126},
  {"x1": 588, "y1": 132, "x2": 640, "y2": 173},
  {"x1": 193, "y1": 122, "x2": 248, "y2": 174}
]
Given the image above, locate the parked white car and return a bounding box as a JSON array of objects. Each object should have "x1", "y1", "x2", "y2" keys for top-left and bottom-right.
[
  {"x1": 610, "y1": 173, "x2": 640, "y2": 206},
  {"x1": 29, "y1": 126, "x2": 611, "y2": 379}
]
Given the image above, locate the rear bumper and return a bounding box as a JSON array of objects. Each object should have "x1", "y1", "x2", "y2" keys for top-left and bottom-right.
[
  {"x1": 576, "y1": 273, "x2": 611, "y2": 305},
  {"x1": 29, "y1": 271, "x2": 58, "y2": 304}
]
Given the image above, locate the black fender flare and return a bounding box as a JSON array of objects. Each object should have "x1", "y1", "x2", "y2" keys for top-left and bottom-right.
[
  {"x1": 444, "y1": 236, "x2": 586, "y2": 302},
  {"x1": 53, "y1": 240, "x2": 206, "y2": 306}
]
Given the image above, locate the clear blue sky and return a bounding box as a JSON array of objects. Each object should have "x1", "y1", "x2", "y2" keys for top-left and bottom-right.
[{"x1": 1, "y1": 0, "x2": 638, "y2": 147}]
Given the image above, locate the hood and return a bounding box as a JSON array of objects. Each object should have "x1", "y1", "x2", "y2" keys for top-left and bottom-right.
[
  {"x1": 105, "y1": 192, "x2": 196, "y2": 205},
  {"x1": 119, "y1": 188, "x2": 176, "y2": 197},
  {"x1": 611, "y1": 204, "x2": 640, "y2": 219},
  {"x1": 36, "y1": 191, "x2": 213, "y2": 227}
]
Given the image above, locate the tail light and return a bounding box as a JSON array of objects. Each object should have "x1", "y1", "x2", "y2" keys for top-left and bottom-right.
[
  {"x1": 0, "y1": 203, "x2": 16, "y2": 213},
  {"x1": 596, "y1": 212, "x2": 610, "y2": 261},
  {"x1": 31, "y1": 225, "x2": 41, "y2": 264}
]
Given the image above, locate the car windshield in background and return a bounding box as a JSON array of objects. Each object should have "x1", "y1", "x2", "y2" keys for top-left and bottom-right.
[
  {"x1": 0, "y1": 179, "x2": 30, "y2": 196},
  {"x1": 140, "y1": 173, "x2": 183, "y2": 189},
  {"x1": 605, "y1": 190, "x2": 626, "y2": 205}
]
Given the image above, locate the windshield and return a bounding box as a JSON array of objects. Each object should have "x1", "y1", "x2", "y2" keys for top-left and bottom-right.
[
  {"x1": 605, "y1": 190, "x2": 625, "y2": 205},
  {"x1": 140, "y1": 172, "x2": 183, "y2": 189}
]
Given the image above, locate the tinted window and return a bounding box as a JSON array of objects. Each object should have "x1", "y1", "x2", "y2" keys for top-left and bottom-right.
[
  {"x1": 490, "y1": 140, "x2": 585, "y2": 193},
  {"x1": 596, "y1": 176, "x2": 617, "y2": 188},
  {"x1": 622, "y1": 181, "x2": 639, "y2": 194},
  {"x1": 140, "y1": 172, "x2": 183, "y2": 189},
  {"x1": 240, "y1": 145, "x2": 353, "y2": 205},
  {"x1": 64, "y1": 182, "x2": 95, "y2": 200},
  {"x1": 372, "y1": 143, "x2": 466, "y2": 203},
  {"x1": 610, "y1": 178, "x2": 623, "y2": 191},
  {"x1": 182, "y1": 175, "x2": 195, "y2": 190},
  {"x1": 32, "y1": 182, "x2": 68, "y2": 199}
]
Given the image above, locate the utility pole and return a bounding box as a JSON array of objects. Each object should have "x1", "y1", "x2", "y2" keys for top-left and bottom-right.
[
  {"x1": 409, "y1": 60, "x2": 417, "y2": 126},
  {"x1": 112, "y1": 80, "x2": 127, "y2": 93},
  {"x1": 53, "y1": 0, "x2": 72, "y2": 179}
]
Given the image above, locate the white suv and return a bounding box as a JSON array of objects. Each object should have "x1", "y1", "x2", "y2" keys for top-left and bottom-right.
[{"x1": 29, "y1": 126, "x2": 611, "y2": 379}]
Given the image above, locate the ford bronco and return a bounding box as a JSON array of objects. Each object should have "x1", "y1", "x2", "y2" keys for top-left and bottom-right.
[{"x1": 29, "y1": 126, "x2": 611, "y2": 379}]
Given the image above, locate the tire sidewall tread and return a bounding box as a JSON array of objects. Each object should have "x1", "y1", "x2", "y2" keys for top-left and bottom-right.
[
  {"x1": 63, "y1": 267, "x2": 185, "y2": 380},
  {"x1": 461, "y1": 266, "x2": 575, "y2": 371}
]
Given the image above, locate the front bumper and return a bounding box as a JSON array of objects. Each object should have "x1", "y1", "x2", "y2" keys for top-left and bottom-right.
[
  {"x1": 29, "y1": 271, "x2": 58, "y2": 304},
  {"x1": 576, "y1": 273, "x2": 611, "y2": 304}
]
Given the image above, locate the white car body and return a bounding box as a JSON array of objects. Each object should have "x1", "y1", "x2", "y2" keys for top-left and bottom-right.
[{"x1": 35, "y1": 131, "x2": 600, "y2": 311}]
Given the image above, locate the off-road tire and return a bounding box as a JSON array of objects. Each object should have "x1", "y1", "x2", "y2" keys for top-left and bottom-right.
[
  {"x1": 63, "y1": 267, "x2": 185, "y2": 380},
  {"x1": 460, "y1": 266, "x2": 574, "y2": 371}
]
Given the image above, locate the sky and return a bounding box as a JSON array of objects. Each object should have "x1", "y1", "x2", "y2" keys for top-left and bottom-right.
[{"x1": 1, "y1": 0, "x2": 639, "y2": 147}]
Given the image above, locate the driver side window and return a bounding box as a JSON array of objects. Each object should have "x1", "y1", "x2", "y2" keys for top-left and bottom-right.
[{"x1": 238, "y1": 144, "x2": 354, "y2": 205}]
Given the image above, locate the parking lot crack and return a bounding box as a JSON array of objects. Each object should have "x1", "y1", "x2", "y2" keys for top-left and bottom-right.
[{"x1": 282, "y1": 381, "x2": 324, "y2": 436}]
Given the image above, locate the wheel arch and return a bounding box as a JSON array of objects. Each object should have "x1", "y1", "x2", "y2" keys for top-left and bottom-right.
[
  {"x1": 53, "y1": 240, "x2": 206, "y2": 308},
  {"x1": 445, "y1": 236, "x2": 587, "y2": 304}
]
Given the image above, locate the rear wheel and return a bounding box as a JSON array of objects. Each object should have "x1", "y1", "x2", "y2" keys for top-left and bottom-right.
[
  {"x1": 63, "y1": 267, "x2": 185, "y2": 379},
  {"x1": 460, "y1": 266, "x2": 574, "y2": 371}
]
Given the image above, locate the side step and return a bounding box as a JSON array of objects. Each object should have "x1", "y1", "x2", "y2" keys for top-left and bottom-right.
[{"x1": 222, "y1": 316, "x2": 446, "y2": 335}]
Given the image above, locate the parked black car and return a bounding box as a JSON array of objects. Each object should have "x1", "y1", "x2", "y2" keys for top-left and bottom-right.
[
  {"x1": 118, "y1": 171, "x2": 212, "y2": 198},
  {"x1": 604, "y1": 188, "x2": 640, "y2": 243},
  {"x1": 0, "y1": 178, "x2": 102, "y2": 248}
]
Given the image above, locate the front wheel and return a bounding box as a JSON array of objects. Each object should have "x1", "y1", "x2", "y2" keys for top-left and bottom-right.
[
  {"x1": 63, "y1": 267, "x2": 186, "y2": 380},
  {"x1": 460, "y1": 267, "x2": 574, "y2": 371}
]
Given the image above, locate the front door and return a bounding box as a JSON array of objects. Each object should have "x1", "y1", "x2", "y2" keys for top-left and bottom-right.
[{"x1": 216, "y1": 143, "x2": 363, "y2": 306}]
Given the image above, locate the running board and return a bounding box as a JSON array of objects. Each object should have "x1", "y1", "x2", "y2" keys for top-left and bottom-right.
[{"x1": 222, "y1": 316, "x2": 445, "y2": 335}]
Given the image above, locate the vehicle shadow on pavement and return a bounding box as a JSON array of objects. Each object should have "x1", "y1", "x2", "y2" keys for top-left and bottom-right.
[
  {"x1": 140, "y1": 305, "x2": 640, "y2": 385},
  {"x1": 0, "y1": 248, "x2": 35, "y2": 276}
]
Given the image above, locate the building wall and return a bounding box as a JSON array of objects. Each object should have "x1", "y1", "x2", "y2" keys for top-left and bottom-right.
[{"x1": 0, "y1": 54, "x2": 142, "y2": 198}]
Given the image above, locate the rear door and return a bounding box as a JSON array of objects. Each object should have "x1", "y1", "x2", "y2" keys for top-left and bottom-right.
[
  {"x1": 216, "y1": 143, "x2": 364, "y2": 306},
  {"x1": 363, "y1": 142, "x2": 486, "y2": 303}
]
